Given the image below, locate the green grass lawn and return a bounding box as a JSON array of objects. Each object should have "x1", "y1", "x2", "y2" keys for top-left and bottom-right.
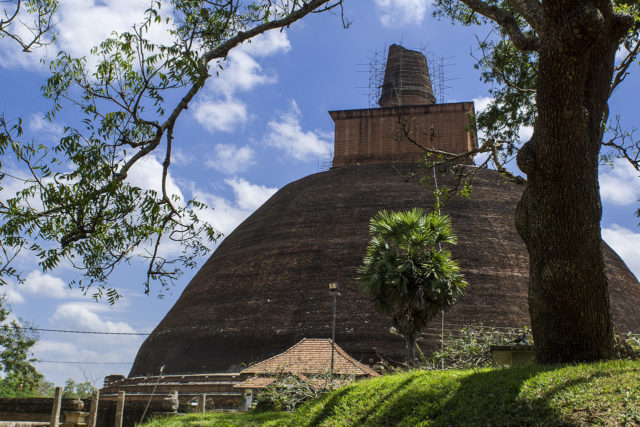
[
  {"x1": 140, "y1": 410, "x2": 292, "y2": 426},
  {"x1": 140, "y1": 360, "x2": 640, "y2": 426}
]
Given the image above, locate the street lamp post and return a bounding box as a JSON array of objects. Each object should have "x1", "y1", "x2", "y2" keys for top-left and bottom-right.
[{"x1": 329, "y1": 282, "x2": 340, "y2": 380}]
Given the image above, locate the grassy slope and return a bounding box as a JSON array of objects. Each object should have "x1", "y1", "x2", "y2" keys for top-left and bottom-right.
[
  {"x1": 141, "y1": 360, "x2": 640, "y2": 426},
  {"x1": 141, "y1": 411, "x2": 292, "y2": 426}
]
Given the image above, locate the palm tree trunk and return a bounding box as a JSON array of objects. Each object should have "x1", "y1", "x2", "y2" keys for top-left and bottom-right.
[{"x1": 405, "y1": 335, "x2": 417, "y2": 366}]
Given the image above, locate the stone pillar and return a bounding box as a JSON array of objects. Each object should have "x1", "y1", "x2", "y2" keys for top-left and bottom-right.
[
  {"x1": 115, "y1": 391, "x2": 125, "y2": 427},
  {"x1": 49, "y1": 386, "x2": 62, "y2": 427},
  {"x1": 197, "y1": 393, "x2": 207, "y2": 413},
  {"x1": 243, "y1": 391, "x2": 253, "y2": 411},
  {"x1": 88, "y1": 390, "x2": 100, "y2": 427}
]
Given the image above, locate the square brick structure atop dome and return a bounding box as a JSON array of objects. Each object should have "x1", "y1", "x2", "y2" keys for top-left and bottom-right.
[
  {"x1": 330, "y1": 103, "x2": 477, "y2": 167},
  {"x1": 330, "y1": 45, "x2": 476, "y2": 167}
]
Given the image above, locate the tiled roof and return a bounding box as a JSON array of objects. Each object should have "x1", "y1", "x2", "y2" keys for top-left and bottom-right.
[
  {"x1": 241, "y1": 338, "x2": 379, "y2": 377},
  {"x1": 233, "y1": 377, "x2": 276, "y2": 389}
]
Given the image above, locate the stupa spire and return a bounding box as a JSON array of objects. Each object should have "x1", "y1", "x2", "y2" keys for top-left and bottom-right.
[{"x1": 378, "y1": 44, "x2": 436, "y2": 107}]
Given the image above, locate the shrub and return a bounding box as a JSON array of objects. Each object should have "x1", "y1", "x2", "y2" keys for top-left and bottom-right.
[
  {"x1": 422, "y1": 324, "x2": 531, "y2": 369},
  {"x1": 254, "y1": 374, "x2": 348, "y2": 412}
]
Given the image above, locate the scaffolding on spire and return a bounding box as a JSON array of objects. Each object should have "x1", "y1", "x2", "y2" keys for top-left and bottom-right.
[{"x1": 359, "y1": 44, "x2": 455, "y2": 107}]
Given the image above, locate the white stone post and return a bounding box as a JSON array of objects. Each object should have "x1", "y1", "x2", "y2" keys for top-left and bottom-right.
[{"x1": 49, "y1": 386, "x2": 62, "y2": 427}]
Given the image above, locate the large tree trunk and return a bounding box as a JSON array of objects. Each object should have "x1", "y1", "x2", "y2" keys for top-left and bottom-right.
[{"x1": 515, "y1": 2, "x2": 631, "y2": 363}]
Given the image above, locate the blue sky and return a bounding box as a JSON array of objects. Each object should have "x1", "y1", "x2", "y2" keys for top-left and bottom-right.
[{"x1": 0, "y1": 0, "x2": 639, "y2": 387}]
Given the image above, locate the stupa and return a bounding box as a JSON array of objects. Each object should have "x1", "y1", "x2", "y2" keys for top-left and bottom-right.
[{"x1": 130, "y1": 45, "x2": 640, "y2": 376}]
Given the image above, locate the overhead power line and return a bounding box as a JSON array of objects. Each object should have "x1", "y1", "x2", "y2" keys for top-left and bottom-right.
[{"x1": 15, "y1": 326, "x2": 150, "y2": 336}]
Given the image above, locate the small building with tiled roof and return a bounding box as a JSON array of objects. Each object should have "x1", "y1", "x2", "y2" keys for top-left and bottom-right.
[
  {"x1": 234, "y1": 338, "x2": 378, "y2": 409},
  {"x1": 240, "y1": 338, "x2": 379, "y2": 377}
]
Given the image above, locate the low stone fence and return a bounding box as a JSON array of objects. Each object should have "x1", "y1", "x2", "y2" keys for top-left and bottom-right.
[
  {"x1": 0, "y1": 387, "x2": 94, "y2": 426},
  {"x1": 0, "y1": 388, "x2": 209, "y2": 427}
]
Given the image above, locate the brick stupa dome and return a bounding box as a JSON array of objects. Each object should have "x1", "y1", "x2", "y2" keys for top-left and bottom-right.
[{"x1": 129, "y1": 46, "x2": 640, "y2": 376}]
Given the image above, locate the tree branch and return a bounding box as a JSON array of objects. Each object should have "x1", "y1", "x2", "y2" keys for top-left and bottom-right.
[
  {"x1": 506, "y1": 0, "x2": 542, "y2": 33},
  {"x1": 0, "y1": 0, "x2": 56, "y2": 52},
  {"x1": 611, "y1": 39, "x2": 640, "y2": 97},
  {"x1": 458, "y1": 0, "x2": 539, "y2": 51}
]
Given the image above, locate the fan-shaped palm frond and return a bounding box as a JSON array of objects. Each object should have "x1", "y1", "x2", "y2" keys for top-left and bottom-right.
[{"x1": 357, "y1": 208, "x2": 467, "y2": 365}]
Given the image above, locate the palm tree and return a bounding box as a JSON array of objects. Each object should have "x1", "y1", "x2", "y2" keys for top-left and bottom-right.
[{"x1": 357, "y1": 208, "x2": 467, "y2": 365}]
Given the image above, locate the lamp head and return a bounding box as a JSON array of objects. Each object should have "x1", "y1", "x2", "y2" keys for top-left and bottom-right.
[{"x1": 329, "y1": 282, "x2": 341, "y2": 296}]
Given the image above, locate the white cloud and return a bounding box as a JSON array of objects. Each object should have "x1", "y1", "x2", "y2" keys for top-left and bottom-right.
[
  {"x1": 17, "y1": 270, "x2": 76, "y2": 299},
  {"x1": 603, "y1": 224, "x2": 640, "y2": 280},
  {"x1": 51, "y1": 302, "x2": 136, "y2": 334},
  {"x1": 2, "y1": 289, "x2": 25, "y2": 305},
  {"x1": 209, "y1": 30, "x2": 290, "y2": 96},
  {"x1": 171, "y1": 148, "x2": 196, "y2": 167},
  {"x1": 192, "y1": 191, "x2": 249, "y2": 236},
  {"x1": 34, "y1": 340, "x2": 80, "y2": 357},
  {"x1": 374, "y1": 0, "x2": 431, "y2": 27},
  {"x1": 600, "y1": 159, "x2": 640, "y2": 206},
  {"x1": 519, "y1": 125, "x2": 533, "y2": 142},
  {"x1": 0, "y1": 4, "x2": 53, "y2": 69},
  {"x1": 33, "y1": 302, "x2": 143, "y2": 385},
  {"x1": 28, "y1": 114, "x2": 64, "y2": 140},
  {"x1": 126, "y1": 154, "x2": 184, "y2": 201},
  {"x1": 240, "y1": 30, "x2": 291, "y2": 57},
  {"x1": 192, "y1": 179, "x2": 277, "y2": 235},
  {"x1": 473, "y1": 96, "x2": 493, "y2": 113},
  {"x1": 0, "y1": 169, "x2": 30, "y2": 200},
  {"x1": 0, "y1": 0, "x2": 174, "y2": 70},
  {"x1": 193, "y1": 30, "x2": 290, "y2": 133},
  {"x1": 206, "y1": 144, "x2": 256, "y2": 174},
  {"x1": 56, "y1": 0, "x2": 151, "y2": 57},
  {"x1": 265, "y1": 100, "x2": 332, "y2": 161},
  {"x1": 33, "y1": 338, "x2": 138, "y2": 386},
  {"x1": 192, "y1": 98, "x2": 249, "y2": 133},
  {"x1": 225, "y1": 177, "x2": 277, "y2": 211},
  {"x1": 209, "y1": 52, "x2": 274, "y2": 97},
  {"x1": 474, "y1": 96, "x2": 532, "y2": 142},
  {"x1": 473, "y1": 96, "x2": 492, "y2": 154},
  {"x1": 1, "y1": 159, "x2": 188, "y2": 282},
  {"x1": 125, "y1": 155, "x2": 191, "y2": 259}
]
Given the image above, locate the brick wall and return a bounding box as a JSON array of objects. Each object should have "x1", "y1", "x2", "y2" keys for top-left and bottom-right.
[{"x1": 330, "y1": 102, "x2": 476, "y2": 168}]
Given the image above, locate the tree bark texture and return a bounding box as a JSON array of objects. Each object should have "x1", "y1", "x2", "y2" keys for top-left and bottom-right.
[{"x1": 515, "y1": 1, "x2": 632, "y2": 363}]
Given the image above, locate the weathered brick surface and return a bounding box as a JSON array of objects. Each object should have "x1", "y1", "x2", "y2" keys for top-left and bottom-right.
[
  {"x1": 379, "y1": 44, "x2": 435, "y2": 107},
  {"x1": 129, "y1": 164, "x2": 640, "y2": 376},
  {"x1": 127, "y1": 43, "x2": 639, "y2": 379},
  {"x1": 330, "y1": 103, "x2": 476, "y2": 167}
]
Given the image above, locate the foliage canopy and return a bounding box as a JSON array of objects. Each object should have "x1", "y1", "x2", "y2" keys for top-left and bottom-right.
[
  {"x1": 358, "y1": 208, "x2": 467, "y2": 365},
  {"x1": 0, "y1": 298, "x2": 41, "y2": 397},
  {"x1": 0, "y1": 0, "x2": 345, "y2": 302}
]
